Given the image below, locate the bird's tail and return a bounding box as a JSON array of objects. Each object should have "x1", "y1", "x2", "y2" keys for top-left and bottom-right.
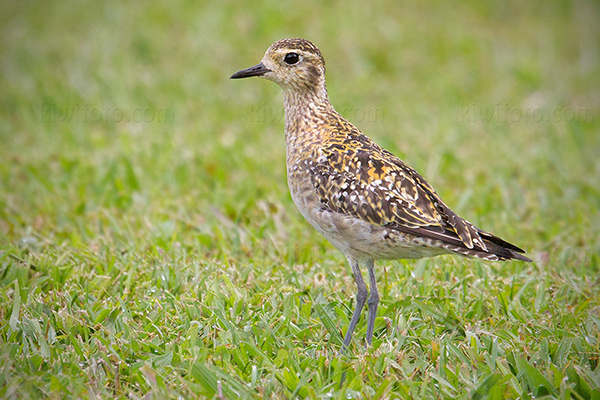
[{"x1": 464, "y1": 231, "x2": 532, "y2": 262}]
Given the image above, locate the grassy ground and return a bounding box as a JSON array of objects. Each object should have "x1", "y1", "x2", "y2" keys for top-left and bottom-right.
[{"x1": 1, "y1": 0, "x2": 599, "y2": 398}]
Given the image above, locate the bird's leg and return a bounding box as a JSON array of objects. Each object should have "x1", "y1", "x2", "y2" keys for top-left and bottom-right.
[
  {"x1": 365, "y1": 259, "x2": 379, "y2": 347},
  {"x1": 341, "y1": 256, "x2": 368, "y2": 353}
]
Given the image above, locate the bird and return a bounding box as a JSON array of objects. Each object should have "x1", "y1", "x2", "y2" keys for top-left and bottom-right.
[{"x1": 230, "y1": 38, "x2": 531, "y2": 352}]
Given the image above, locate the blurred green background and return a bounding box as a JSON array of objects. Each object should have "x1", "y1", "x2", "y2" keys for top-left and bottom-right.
[{"x1": 1, "y1": 0, "x2": 599, "y2": 398}]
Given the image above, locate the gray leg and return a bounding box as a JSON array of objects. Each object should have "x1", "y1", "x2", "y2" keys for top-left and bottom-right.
[
  {"x1": 341, "y1": 255, "x2": 368, "y2": 352},
  {"x1": 365, "y1": 259, "x2": 379, "y2": 346}
]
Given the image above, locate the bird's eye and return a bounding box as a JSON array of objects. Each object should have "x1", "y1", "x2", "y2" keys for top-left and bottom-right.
[{"x1": 284, "y1": 52, "x2": 300, "y2": 65}]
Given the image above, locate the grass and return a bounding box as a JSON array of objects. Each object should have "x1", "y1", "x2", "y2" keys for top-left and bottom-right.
[{"x1": 1, "y1": 0, "x2": 599, "y2": 398}]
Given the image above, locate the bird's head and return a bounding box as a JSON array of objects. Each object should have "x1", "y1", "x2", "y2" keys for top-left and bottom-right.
[{"x1": 231, "y1": 38, "x2": 327, "y2": 98}]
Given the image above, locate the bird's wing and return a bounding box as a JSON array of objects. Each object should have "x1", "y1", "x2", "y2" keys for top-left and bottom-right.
[{"x1": 309, "y1": 132, "x2": 490, "y2": 252}]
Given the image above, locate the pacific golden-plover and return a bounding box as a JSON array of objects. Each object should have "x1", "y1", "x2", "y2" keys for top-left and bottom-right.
[{"x1": 231, "y1": 38, "x2": 531, "y2": 351}]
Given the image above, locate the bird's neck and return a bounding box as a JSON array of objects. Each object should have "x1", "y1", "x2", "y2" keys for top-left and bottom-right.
[
  {"x1": 283, "y1": 88, "x2": 334, "y2": 143},
  {"x1": 282, "y1": 87, "x2": 342, "y2": 172}
]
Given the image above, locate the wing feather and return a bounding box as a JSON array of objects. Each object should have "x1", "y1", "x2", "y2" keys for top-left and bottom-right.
[{"x1": 307, "y1": 131, "x2": 528, "y2": 260}]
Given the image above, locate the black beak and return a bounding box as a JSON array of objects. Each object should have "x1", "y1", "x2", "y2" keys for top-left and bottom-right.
[{"x1": 230, "y1": 62, "x2": 270, "y2": 79}]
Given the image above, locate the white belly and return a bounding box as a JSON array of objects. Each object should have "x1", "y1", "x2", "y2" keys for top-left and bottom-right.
[{"x1": 287, "y1": 174, "x2": 447, "y2": 261}]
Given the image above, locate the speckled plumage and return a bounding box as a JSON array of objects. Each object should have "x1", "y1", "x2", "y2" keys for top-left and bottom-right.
[{"x1": 231, "y1": 38, "x2": 531, "y2": 350}]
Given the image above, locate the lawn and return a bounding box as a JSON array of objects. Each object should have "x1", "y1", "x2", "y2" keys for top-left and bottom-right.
[{"x1": 1, "y1": 0, "x2": 599, "y2": 398}]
